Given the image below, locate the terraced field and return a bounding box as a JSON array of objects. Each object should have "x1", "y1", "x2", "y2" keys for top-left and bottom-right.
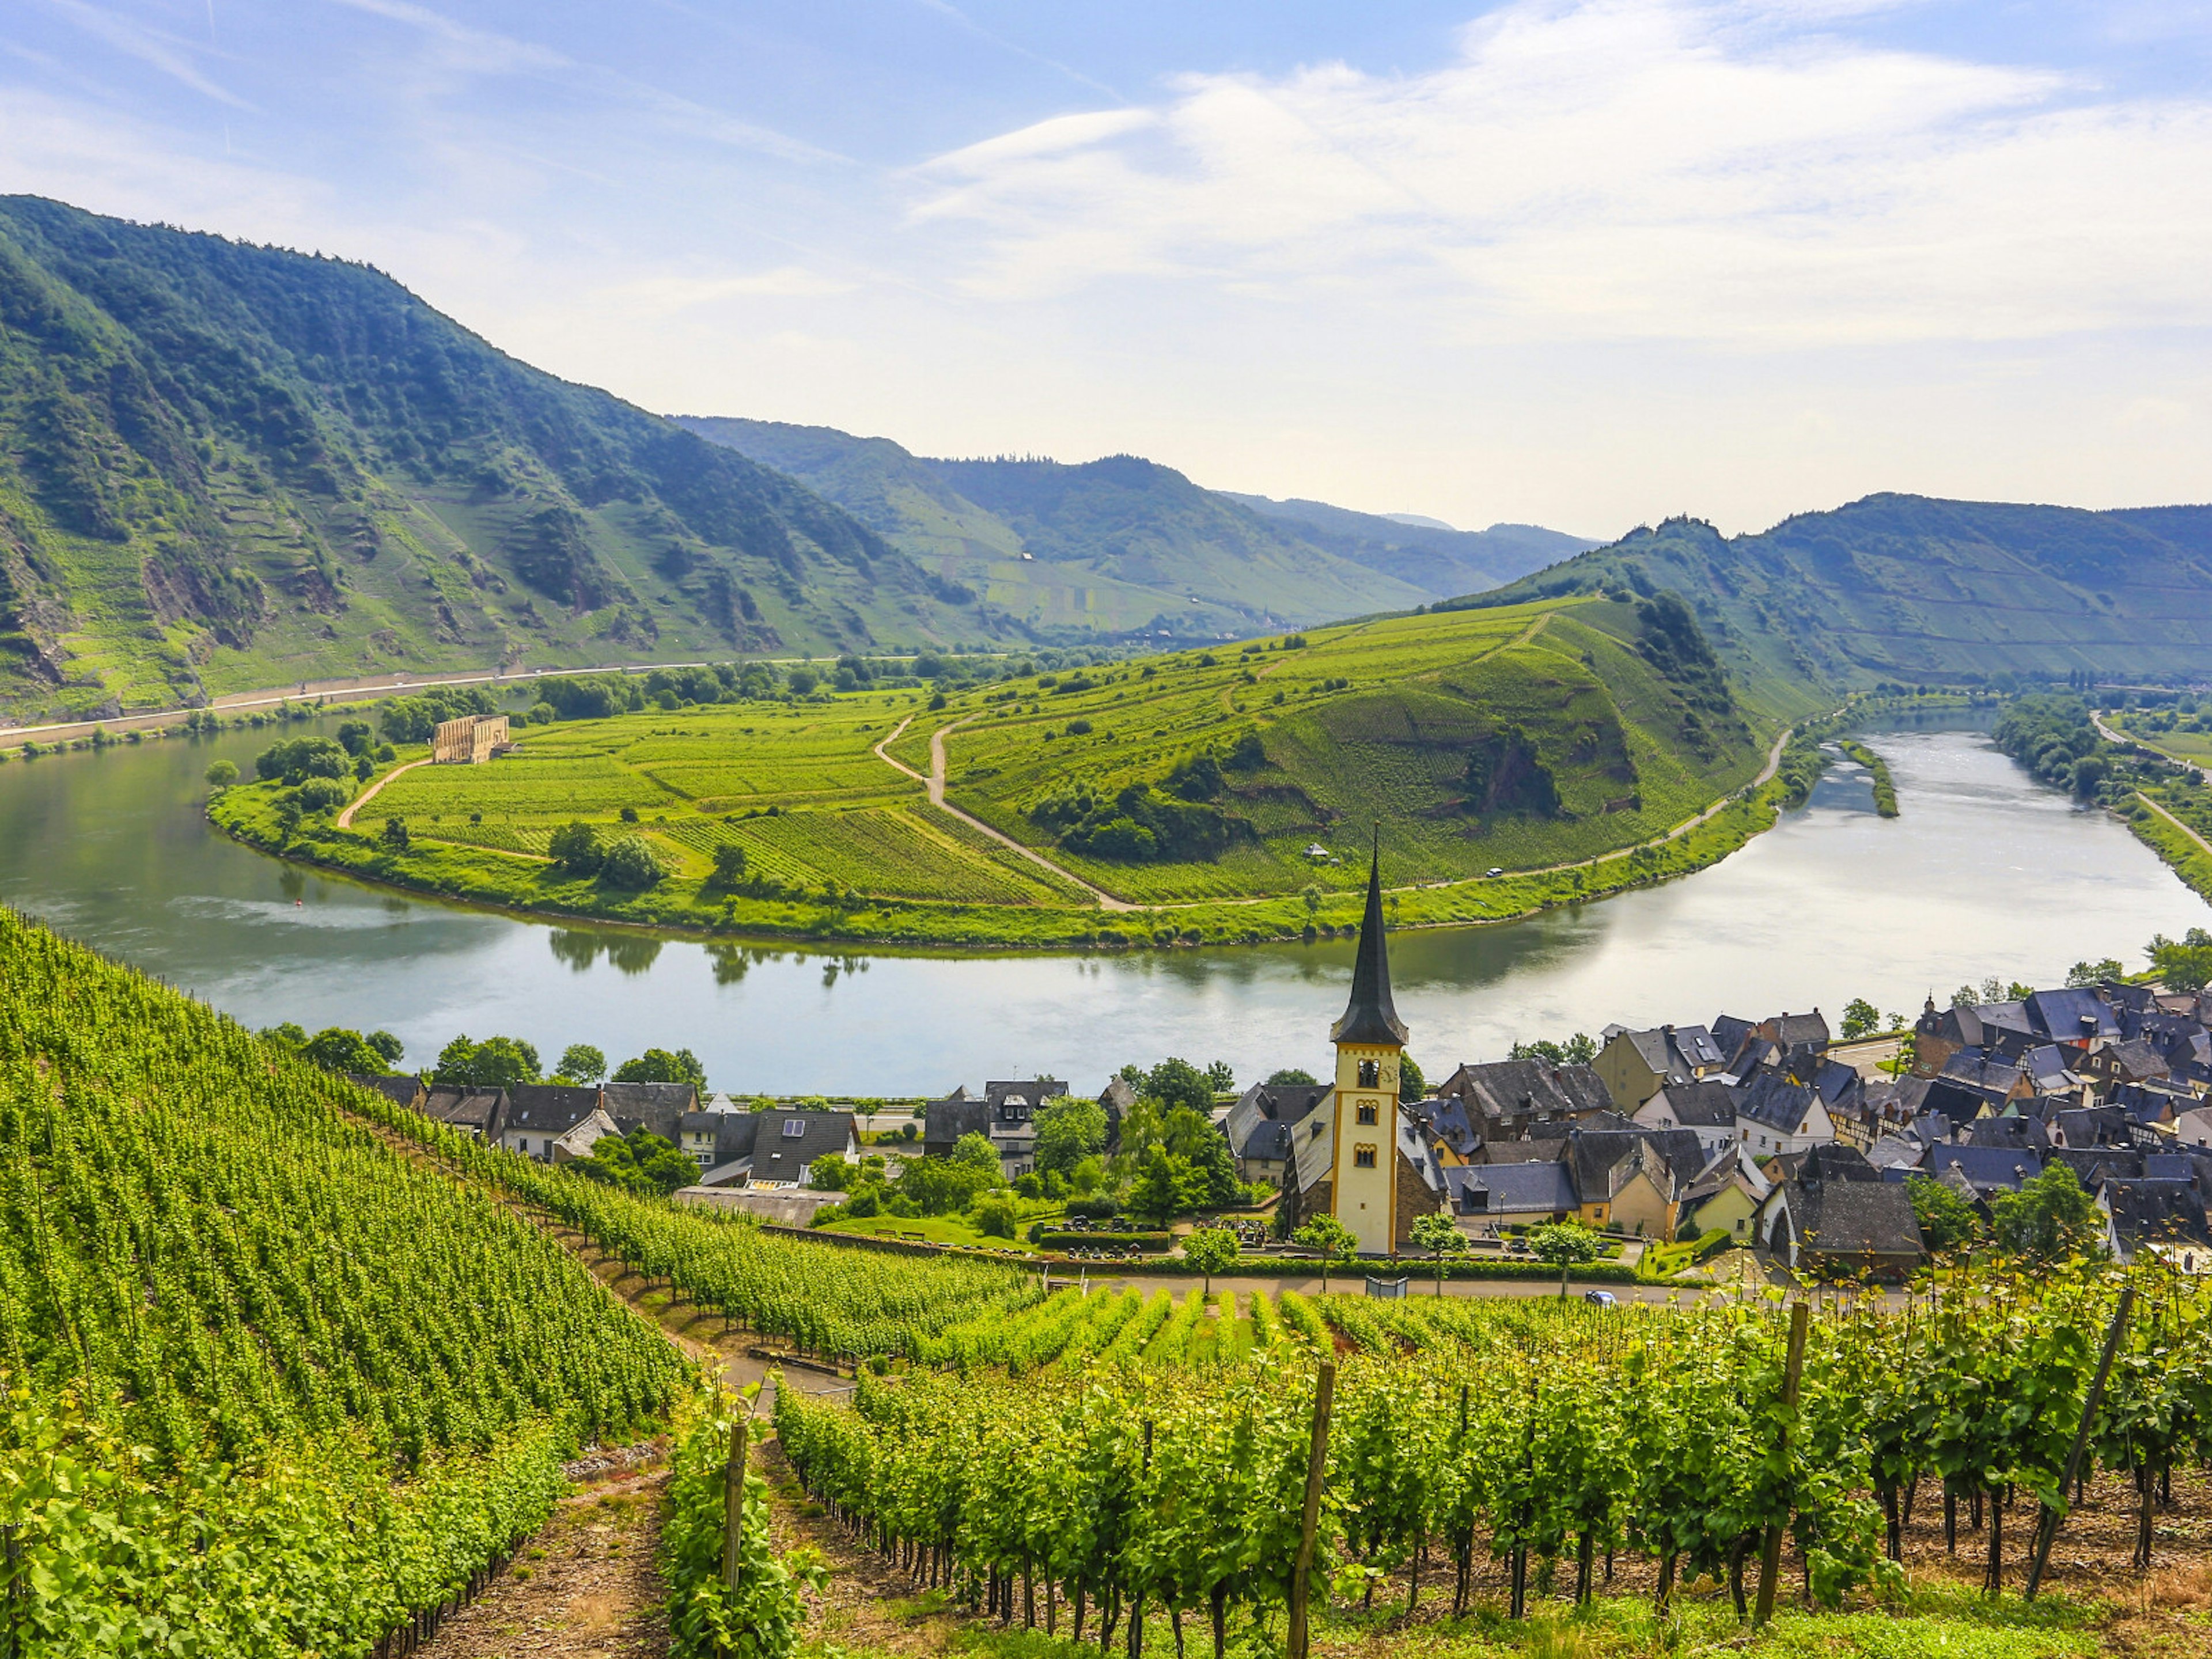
[{"x1": 213, "y1": 593, "x2": 1825, "y2": 946}]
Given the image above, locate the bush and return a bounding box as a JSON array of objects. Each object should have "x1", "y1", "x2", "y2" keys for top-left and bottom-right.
[
  {"x1": 204, "y1": 759, "x2": 238, "y2": 789},
  {"x1": 255, "y1": 736, "x2": 350, "y2": 785},
  {"x1": 527, "y1": 702, "x2": 556, "y2": 725},
  {"x1": 1065, "y1": 1196, "x2": 1120, "y2": 1222},
  {"x1": 294, "y1": 777, "x2": 350, "y2": 814},
  {"x1": 548, "y1": 820, "x2": 604, "y2": 876},
  {"x1": 1031, "y1": 1230, "x2": 1172, "y2": 1251},
  {"x1": 969, "y1": 1193, "x2": 1021, "y2": 1239}
]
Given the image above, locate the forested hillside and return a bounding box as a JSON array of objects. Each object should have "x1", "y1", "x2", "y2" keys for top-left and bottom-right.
[
  {"x1": 677, "y1": 417, "x2": 1575, "y2": 638},
  {"x1": 1462, "y1": 494, "x2": 2212, "y2": 685},
  {"x1": 0, "y1": 197, "x2": 1005, "y2": 725}
]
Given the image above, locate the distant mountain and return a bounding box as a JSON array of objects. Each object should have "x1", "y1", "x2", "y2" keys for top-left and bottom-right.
[
  {"x1": 677, "y1": 416, "x2": 1580, "y2": 640},
  {"x1": 0, "y1": 197, "x2": 1001, "y2": 723},
  {"x1": 1460, "y1": 494, "x2": 2212, "y2": 687},
  {"x1": 1221, "y1": 491, "x2": 1596, "y2": 601}
]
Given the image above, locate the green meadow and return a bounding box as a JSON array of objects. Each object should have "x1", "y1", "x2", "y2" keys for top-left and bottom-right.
[{"x1": 210, "y1": 595, "x2": 1823, "y2": 949}]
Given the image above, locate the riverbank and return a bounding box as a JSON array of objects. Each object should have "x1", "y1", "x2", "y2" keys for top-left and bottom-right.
[{"x1": 207, "y1": 742, "x2": 1813, "y2": 952}]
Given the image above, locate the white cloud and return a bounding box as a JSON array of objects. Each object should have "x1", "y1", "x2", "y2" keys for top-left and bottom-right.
[
  {"x1": 596, "y1": 267, "x2": 861, "y2": 316},
  {"x1": 36, "y1": 0, "x2": 251, "y2": 109},
  {"x1": 907, "y1": 0, "x2": 2212, "y2": 345}
]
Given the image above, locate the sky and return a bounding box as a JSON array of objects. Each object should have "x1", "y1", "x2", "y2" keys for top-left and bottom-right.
[{"x1": 6, "y1": 2, "x2": 2212, "y2": 539}]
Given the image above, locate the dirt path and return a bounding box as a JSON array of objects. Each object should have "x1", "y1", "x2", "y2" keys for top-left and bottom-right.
[
  {"x1": 873, "y1": 714, "x2": 1136, "y2": 911},
  {"x1": 418, "y1": 1470, "x2": 671, "y2": 1659},
  {"x1": 336, "y1": 756, "x2": 429, "y2": 828}
]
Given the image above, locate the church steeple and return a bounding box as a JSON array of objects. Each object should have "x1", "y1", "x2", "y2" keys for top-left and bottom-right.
[{"x1": 1331, "y1": 848, "x2": 1408, "y2": 1047}]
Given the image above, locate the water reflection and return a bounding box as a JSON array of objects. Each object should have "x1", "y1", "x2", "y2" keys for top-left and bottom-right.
[{"x1": 0, "y1": 719, "x2": 2207, "y2": 1094}]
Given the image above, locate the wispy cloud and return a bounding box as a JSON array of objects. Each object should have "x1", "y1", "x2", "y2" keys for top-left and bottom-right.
[
  {"x1": 596, "y1": 267, "x2": 862, "y2": 316},
  {"x1": 37, "y1": 0, "x2": 251, "y2": 109},
  {"x1": 907, "y1": 0, "x2": 2212, "y2": 346}
]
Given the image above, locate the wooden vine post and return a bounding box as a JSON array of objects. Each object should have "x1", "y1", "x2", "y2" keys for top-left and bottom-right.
[
  {"x1": 1753, "y1": 1300, "x2": 1810, "y2": 1629},
  {"x1": 1287, "y1": 1361, "x2": 1336, "y2": 1659},
  {"x1": 724, "y1": 1413, "x2": 750, "y2": 1600},
  {"x1": 2025, "y1": 1286, "x2": 2134, "y2": 1601}
]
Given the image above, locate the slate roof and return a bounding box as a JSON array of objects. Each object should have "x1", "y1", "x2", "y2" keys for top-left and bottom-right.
[
  {"x1": 1940, "y1": 1048, "x2": 2027, "y2": 1096},
  {"x1": 2094, "y1": 1039, "x2": 2171, "y2": 1084},
  {"x1": 502, "y1": 1084, "x2": 603, "y2": 1136},
  {"x1": 985, "y1": 1079, "x2": 1068, "y2": 1119},
  {"x1": 1226, "y1": 1082, "x2": 1330, "y2": 1164},
  {"x1": 1967, "y1": 1115, "x2": 2050, "y2": 1153},
  {"x1": 423, "y1": 1085, "x2": 505, "y2": 1135},
  {"x1": 1531, "y1": 1109, "x2": 1640, "y2": 1137},
  {"x1": 1711, "y1": 1014, "x2": 1756, "y2": 1055},
  {"x1": 1764, "y1": 1010, "x2": 1832, "y2": 1051},
  {"x1": 1922, "y1": 1145, "x2": 2040, "y2": 1195},
  {"x1": 2053, "y1": 1106, "x2": 2135, "y2": 1149},
  {"x1": 1794, "y1": 1181, "x2": 1925, "y2": 1259},
  {"x1": 1738, "y1": 1071, "x2": 1821, "y2": 1135},
  {"x1": 601, "y1": 1081, "x2": 697, "y2": 1141},
  {"x1": 2102, "y1": 1179, "x2": 2212, "y2": 1256},
  {"x1": 1920, "y1": 1078, "x2": 1999, "y2": 1135},
  {"x1": 1866, "y1": 1135, "x2": 1928, "y2": 1171},
  {"x1": 350, "y1": 1073, "x2": 426, "y2": 1109},
  {"x1": 1332, "y1": 853, "x2": 1408, "y2": 1047},
  {"x1": 1671, "y1": 1025, "x2": 1727, "y2": 1071},
  {"x1": 749, "y1": 1111, "x2": 855, "y2": 1185},
  {"x1": 1445, "y1": 1160, "x2": 1577, "y2": 1216},
  {"x1": 2043, "y1": 1146, "x2": 2142, "y2": 1188},
  {"x1": 925, "y1": 1092, "x2": 993, "y2": 1156},
  {"x1": 1643, "y1": 1079, "x2": 1740, "y2": 1129},
  {"x1": 1560, "y1": 1128, "x2": 1703, "y2": 1201},
  {"x1": 2027, "y1": 988, "x2": 2123, "y2": 1044},
  {"x1": 1436, "y1": 1059, "x2": 1614, "y2": 1127},
  {"x1": 1291, "y1": 1103, "x2": 1336, "y2": 1193}
]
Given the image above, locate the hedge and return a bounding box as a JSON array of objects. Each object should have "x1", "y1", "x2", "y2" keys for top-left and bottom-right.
[{"x1": 1031, "y1": 1229, "x2": 1173, "y2": 1251}]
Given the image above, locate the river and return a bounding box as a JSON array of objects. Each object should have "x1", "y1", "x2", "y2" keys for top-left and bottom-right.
[{"x1": 3, "y1": 720, "x2": 2208, "y2": 1094}]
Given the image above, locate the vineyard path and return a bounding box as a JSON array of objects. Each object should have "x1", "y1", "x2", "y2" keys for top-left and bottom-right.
[{"x1": 336, "y1": 757, "x2": 428, "y2": 829}]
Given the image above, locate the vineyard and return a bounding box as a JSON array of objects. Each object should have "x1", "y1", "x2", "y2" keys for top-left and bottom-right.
[
  {"x1": 0, "y1": 908, "x2": 694, "y2": 1654},
  {"x1": 207, "y1": 592, "x2": 1836, "y2": 948}
]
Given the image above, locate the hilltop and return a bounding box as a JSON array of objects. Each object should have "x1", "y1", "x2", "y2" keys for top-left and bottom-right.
[
  {"x1": 1464, "y1": 494, "x2": 2212, "y2": 685},
  {"x1": 676, "y1": 416, "x2": 1585, "y2": 639},
  {"x1": 0, "y1": 196, "x2": 1006, "y2": 725}
]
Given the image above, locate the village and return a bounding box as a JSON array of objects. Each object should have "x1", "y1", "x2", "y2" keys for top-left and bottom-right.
[{"x1": 354, "y1": 856, "x2": 2212, "y2": 1288}]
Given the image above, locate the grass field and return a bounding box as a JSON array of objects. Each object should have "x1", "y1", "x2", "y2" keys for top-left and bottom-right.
[{"x1": 209, "y1": 594, "x2": 1827, "y2": 948}]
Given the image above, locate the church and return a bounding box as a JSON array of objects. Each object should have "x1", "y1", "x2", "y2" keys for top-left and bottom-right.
[{"x1": 1279, "y1": 852, "x2": 1447, "y2": 1255}]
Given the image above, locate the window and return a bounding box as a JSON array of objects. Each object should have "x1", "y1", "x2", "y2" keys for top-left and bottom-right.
[
  {"x1": 1353, "y1": 1144, "x2": 1377, "y2": 1169},
  {"x1": 1358, "y1": 1059, "x2": 1380, "y2": 1088},
  {"x1": 782, "y1": 1118, "x2": 807, "y2": 1138},
  {"x1": 1355, "y1": 1101, "x2": 1378, "y2": 1126}
]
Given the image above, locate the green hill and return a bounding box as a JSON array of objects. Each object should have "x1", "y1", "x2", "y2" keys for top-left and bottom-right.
[
  {"x1": 1462, "y1": 493, "x2": 2212, "y2": 685},
  {"x1": 211, "y1": 589, "x2": 1821, "y2": 946},
  {"x1": 676, "y1": 417, "x2": 1575, "y2": 639},
  {"x1": 0, "y1": 196, "x2": 1006, "y2": 725}
]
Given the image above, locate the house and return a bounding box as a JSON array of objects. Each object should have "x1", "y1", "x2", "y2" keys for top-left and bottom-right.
[
  {"x1": 2025, "y1": 987, "x2": 2123, "y2": 1050},
  {"x1": 2050, "y1": 1106, "x2": 2136, "y2": 1150},
  {"x1": 1965, "y1": 1114, "x2": 2050, "y2": 1154},
  {"x1": 2097, "y1": 1179, "x2": 2212, "y2": 1267},
  {"x1": 1676, "y1": 1146, "x2": 1772, "y2": 1242},
  {"x1": 1600, "y1": 1138, "x2": 1680, "y2": 1238},
  {"x1": 695, "y1": 1113, "x2": 763, "y2": 1187},
  {"x1": 1635, "y1": 1080, "x2": 1739, "y2": 1156},
  {"x1": 498, "y1": 1083, "x2": 605, "y2": 1162},
  {"x1": 979, "y1": 1078, "x2": 1065, "y2": 1178},
  {"x1": 1225, "y1": 1081, "x2": 1331, "y2": 1187},
  {"x1": 1541, "y1": 1127, "x2": 1704, "y2": 1232},
  {"x1": 350, "y1": 1073, "x2": 427, "y2": 1111},
  {"x1": 1936, "y1": 1049, "x2": 2035, "y2": 1106},
  {"x1": 677, "y1": 1109, "x2": 728, "y2": 1169},
  {"x1": 746, "y1": 1110, "x2": 859, "y2": 1189},
  {"x1": 1919, "y1": 1145, "x2": 2039, "y2": 1201},
  {"x1": 422, "y1": 1084, "x2": 505, "y2": 1141},
  {"x1": 1735, "y1": 1072, "x2": 1834, "y2": 1157},
  {"x1": 1759, "y1": 1179, "x2": 1925, "y2": 1279},
  {"x1": 2172, "y1": 1105, "x2": 2212, "y2": 1149},
  {"x1": 1593, "y1": 1026, "x2": 1711, "y2": 1111},
  {"x1": 430, "y1": 713, "x2": 512, "y2": 764},
  {"x1": 1431, "y1": 1058, "x2": 1615, "y2": 1138},
  {"x1": 2080, "y1": 1039, "x2": 2173, "y2": 1093},
  {"x1": 551, "y1": 1105, "x2": 623, "y2": 1164},
  {"x1": 1912, "y1": 999, "x2": 2038, "y2": 1075},
  {"x1": 1755, "y1": 1009, "x2": 1832, "y2": 1055},
  {"x1": 601, "y1": 1081, "x2": 698, "y2": 1142},
  {"x1": 922, "y1": 1087, "x2": 991, "y2": 1159},
  {"x1": 1098, "y1": 1075, "x2": 1136, "y2": 1148},
  {"x1": 1443, "y1": 1160, "x2": 1577, "y2": 1234}
]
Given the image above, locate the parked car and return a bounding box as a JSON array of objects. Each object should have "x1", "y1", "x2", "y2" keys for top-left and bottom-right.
[
  {"x1": 1583, "y1": 1290, "x2": 1618, "y2": 1308},
  {"x1": 1486, "y1": 867, "x2": 1504, "y2": 878}
]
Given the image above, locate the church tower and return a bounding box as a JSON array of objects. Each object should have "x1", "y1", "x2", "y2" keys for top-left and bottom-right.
[{"x1": 1328, "y1": 850, "x2": 1408, "y2": 1255}]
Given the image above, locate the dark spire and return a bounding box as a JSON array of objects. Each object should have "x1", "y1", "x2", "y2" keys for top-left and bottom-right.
[{"x1": 1332, "y1": 844, "x2": 1407, "y2": 1047}]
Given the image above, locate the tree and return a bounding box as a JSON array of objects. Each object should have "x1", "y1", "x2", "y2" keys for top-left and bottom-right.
[
  {"x1": 969, "y1": 1192, "x2": 1020, "y2": 1240},
  {"x1": 1990, "y1": 1162, "x2": 2104, "y2": 1263},
  {"x1": 899, "y1": 1156, "x2": 998, "y2": 1215},
  {"x1": 1144, "y1": 1057, "x2": 1215, "y2": 1114},
  {"x1": 367, "y1": 1030, "x2": 404, "y2": 1065},
  {"x1": 204, "y1": 759, "x2": 237, "y2": 789},
  {"x1": 548, "y1": 821, "x2": 605, "y2": 876},
  {"x1": 1525, "y1": 1220, "x2": 1603, "y2": 1298},
  {"x1": 1293, "y1": 1214, "x2": 1359, "y2": 1293},
  {"x1": 1510, "y1": 1034, "x2": 1597, "y2": 1065},
  {"x1": 380, "y1": 816, "x2": 410, "y2": 850},
  {"x1": 301, "y1": 1027, "x2": 388, "y2": 1074},
  {"x1": 1183, "y1": 1227, "x2": 1240, "y2": 1294},
  {"x1": 1399, "y1": 1055, "x2": 1427, "y2": 1103},
  {"x1": 1033, "y1": 1098, "x2": 1108, "y2": 1174},
  {"x1": 260, "y1": 1022, "x2": 308, "y2": 1050},
  {"x1": 1129, "y1": 1149, "x2": 1195, "y2": 1226},
  {"x1": 435, "y1": 1034, "x2": 540, "y2": 1089},
  {"x1": 1906, "y1": 1174, "x2": 1984, "y2": 1255},
  {"x1": 574, "y1": 1127, "x2": 698, "y2": 1196},
  {"x1": 809, "y1": 1152, "x2": 854, "y2": 1191},
  {"x1": 1839, "y1": 998, "x2": 1882, "y2": 1041},
  {"x1": 952, "y1": 1131, "x2": 1001, "y2": 1175},
  {"x1": 1205, "y1": 1060, "x2": 1235, "y2": 1093},
  {"x1": 709, "y1": 841, "x2": 748, "y2": 887},
  {"x1": 254, "y1": 736, "x2": 350, "y2": 785},
  {"x1": 600, "y1": 836, "x2": 665, "y2": 890},
  {"x1": 556, "y1": 1044, "x2": 608, "y2": 1084},
  {"x1": 1410, "y1": 1211, "x2": 1468, "y2": 1294},
  {"x1": 2067, "y1": 958, "x2": 2125, "y2": 987},
  {"x1": 2149, "y1": 929, "x2": 2212, "y2": 993},
  {"x1": 335, "y1": 720, "x2": 373, "y2": 756},
  {"x1": 613, "y1": 1047, "x2": 706, "y2": 1088},
  {"x1": 1266, "y1": 1067, "x2": 1319, "y2": 1086}
]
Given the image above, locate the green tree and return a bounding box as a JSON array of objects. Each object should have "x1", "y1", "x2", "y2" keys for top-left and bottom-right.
[
  {"x1": 1840, "y1": 998, "x2": 1882, "y2": 1041},
  {"x1": 1293, "y1": 1213, "x2": 1359, "y2": 1293},
  {"x1": 1905, "y1": 1174, "x2": 1984, "y2": 1255},
  {"x1": 435, "y1": 1033, "x2": 541, "y2": 1089},
  {"x1": 2148, "y1": 929, "x2": 2212, "y2": 993},
  {"x1": 600, "y1": 835, "x2": 664, "y2": 890},
  {"x1": 809, "y1": 1152, "x2": 854, "y2": 1191},
  {"x1": 1205, "y1": 1059, "x2": 1235, "y2": 1093},
  {"x1": 1183, "y1": 1227, "x2": 1240, "y2": 1294},
  {"x1": 1144, "y1": 1057, "x2": 1215, "y2": 1114},
  {"x1": 366, "y1": 1030, "x2": 404, "y2": 1066},
  {"x1": 556, "y1": 1043, "x2": 608, "y2": 1084},
  {"x1": 1990, "y1": 1162, "x2": 2104, "y2": 1263},
  {"x1": 335, "y1": 719, "x2": 373, "y2": 756},
  {"x1": 1510, "y1": 1034, "x2": 1597, "y2": 1065},
  {"x1": 548, "y1": 820, "x2": 605, "y2": 876},
  {"x1": 613, "y1": 1047, "x2": 706, "y2": 1088},
  {"x1": 1525, "y1": 1220, "x2": 1603, "y2": 1298},
  {"x1": 1130, "y1": 1147, "x2": 1198, "y2": 1226},
  {"x1": 254, "y1": 736, "x2": 349, "y2": 785},
  {"x1": 1033, "y1": 1098, "x2": 1108, "y2": 1174},
  {"x1": 899, "y1": 1156, "x2": 998, "y2": 1215},
  {"x1": 300, "y1": 1027, "x2": 389, "y2": 1075},
  {"x1": 709, "y1": 841, "x2": 748, "y2": 887},
  {"x1": 952, "y1": 1131, "x2": 1001, "y2": 1174},
  {"x1": 969, "y1": 1192, "x2": 1020, "y2": 1240},
  {"x1": 380, "y1": 815, "x2": 410, "y2": 850},
  {"x1": 1266, "y1": 1067, "x2": 1319, "y2": 1086},
  {"x1": 1410, "y1": 1211, "x2": 1468, "y2": 1294},
  {"x1": 1399, "y1": 1055, "x2": 1427, "y2": 1103},
  {"x1": 573, "y1": 1127, "x2": 698, "y2": 1196},
  {"x1": 203, "y1": 759, "x2": 237, "y2": 789}
]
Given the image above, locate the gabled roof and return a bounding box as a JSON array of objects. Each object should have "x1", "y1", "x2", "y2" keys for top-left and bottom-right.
[
  {"x1": 1445, "y1": 1160, "x2": 1577, "y2": 1215},
  {"x1": 424, "y1": 1085, "x2": 505, "y2": 1134},
  {"x1": 2101, "y1": 1179, "x2": 2212, "y2": 1255},
  {"x1": 1866, "y1": 1134, "x2": 1927, "y2": 1171},
  {"x1": 1291, "y1": 1104, "x2": 1335, "y2": 1192},
  {"x1": 2026, "y1": 987, "x2": 2122, "y2": 1044},
  {"x1": 1671, "y1": 1025, "x2": 1726, "y2": 1070},
  {"x1": 1437, "y1": 1059, "x2": 1615, "y2": 1124},
  {"x1": 1645, "y1": 1078, "x2": 1739, "y2": 1128},
  {"x1": 924, "y1": 1096, "x2": 992, "y2": 1150},
  {"x1": 2044, "y1": 1146, "x2": 2142, "y2": 1188},
  {"x1": 2052, "y1": 1106, "x2": 2134, "y2": 1149},
  {"x1": 751, "y1": 1110, "x2": 855, "y2": 1183},
  {"x1": 2095, "y1": 1039, "x2": 2171, "y2": 1082},
  {"x1": 503, "y1": 1083, "x2": 603, "y2": 1134},
  {"x1": 1711, "y1": 1014, "x2": 1757, "y2": 1057},
  {"x1": 1331, "y1": 852, "x2": 1408, "y2": 1047},
  {"x1": 1967, "y1": 1115, "x2": 2049, "y2": 1153},
  {"x1": 1763, "y1": 1010, "x2": 1831, "y2": 1051},
  {"x1": 1738, "y1": 1071, "x2": 1821, "y2": 1135},
  {"x1": 1794, "y1": 1181, "x2": 1925, "y2": 1259},
  {"x1": 986, "y1": 1078, "x2": 1069, "y2": 1113},
  {"x1": 601, "y1": 1081, "x2": 697, "y2": 1140},
  {"x1": 1923, "y1": 1145, "x2": 2039, "y2": 1195},
  {"x1": 1399, "y1": 1119, "x2": 1446, "y2": 1196},
  {"x1": 350, "y1": 1073, "x2": 426, "y2": 1109}
]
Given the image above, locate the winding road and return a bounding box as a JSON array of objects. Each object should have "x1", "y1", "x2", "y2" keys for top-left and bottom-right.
[{"x1": 336, "y1": 757, "x2": 428, "y2": 829}]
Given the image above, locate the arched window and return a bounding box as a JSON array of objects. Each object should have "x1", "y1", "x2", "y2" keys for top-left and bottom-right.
[{"x1": 1358, "y1": 1059, "x2": 1380, "y2": 1088}]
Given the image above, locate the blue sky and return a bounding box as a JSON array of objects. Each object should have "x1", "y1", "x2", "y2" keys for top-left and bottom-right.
[{"x1": 7, "y1": 2, "x2": 2212, "y2": 537}]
